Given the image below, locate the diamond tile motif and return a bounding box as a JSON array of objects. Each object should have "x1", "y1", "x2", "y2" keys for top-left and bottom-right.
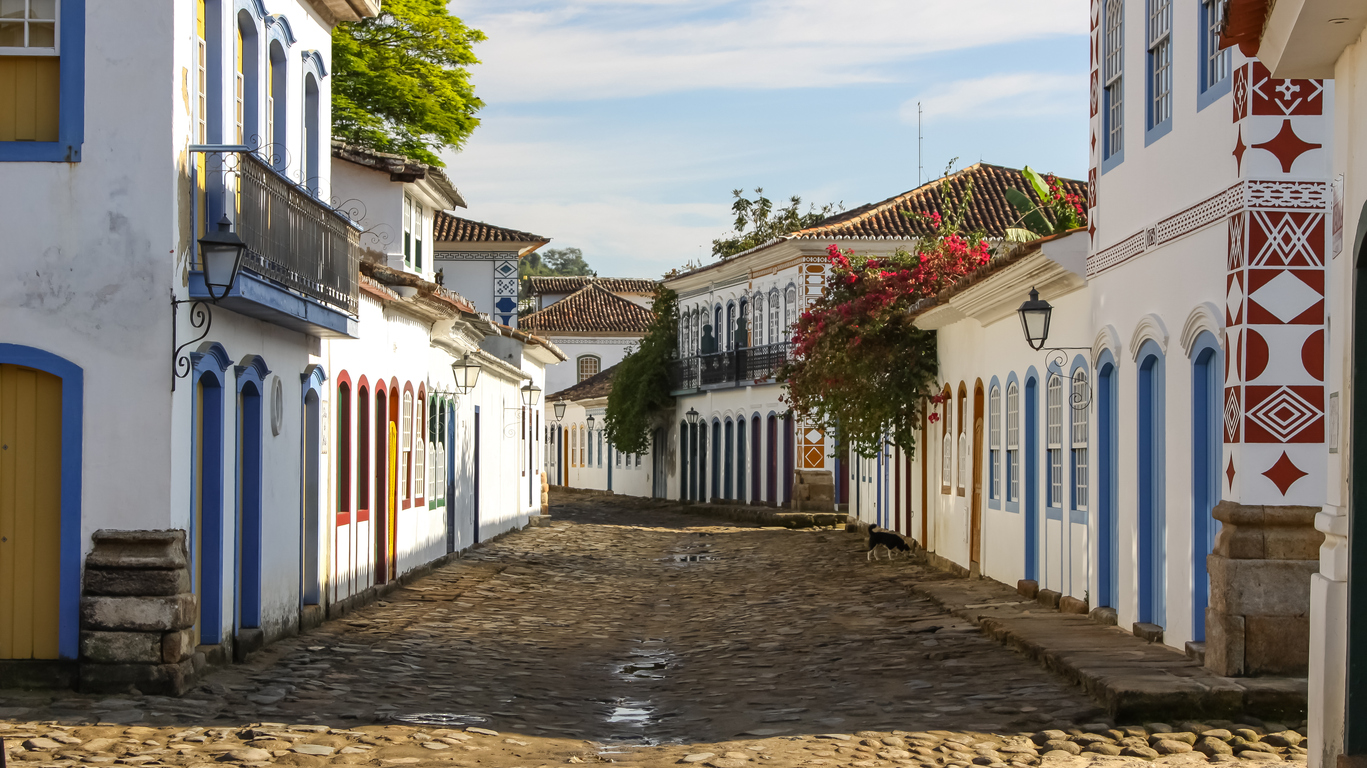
[
  {"x1": 1226, "y1": 273, "x2": 1244, "y2": 327},
  {"x1": 1245, "y1": 385, "x2": 1321, "y2": 443},
  {"x1": 1224, "y1": 387, "x2": 1241, "y2": 443},
  {"x1": 1226, "y1": 457, "x2": 1237, "y2": 489},
  {"x1": 495, "y1": 261, "x2": 517, "y2": 277},
  {"x1": 1249, "y1": 211, "x2": 1324, "y2": 268},
  {"x1": 1249, "y1": 270, "x2": 1323, "y2": 324},
  {"x1": 1262, "y1": 451, "x2": 1308, "y2": 495},
  {"x1": 805, "y1": 428, "x2": 823, "y2": 443}
]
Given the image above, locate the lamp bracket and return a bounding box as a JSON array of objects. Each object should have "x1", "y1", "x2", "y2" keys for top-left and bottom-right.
[
  {"x1": 171, "y1": 295, "x2": 212, "y2": 392},
  {"x1": 1043, "y1": 347, "x2": 1093, "y2": 411}
]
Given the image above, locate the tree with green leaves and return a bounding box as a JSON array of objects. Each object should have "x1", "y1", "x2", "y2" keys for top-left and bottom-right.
[
  {"x1": 1004, "y1": 166, "x2": 1087, "y2": 242},
  {"x1": 604, "y1": 286, "x2": 677, "y2": 455},
  {"x1": 332, "y1": 0, "x2": 485, "y2": 166},
  {"x1": 711, "y1": 188, "x2": 843, "y2": 258}
]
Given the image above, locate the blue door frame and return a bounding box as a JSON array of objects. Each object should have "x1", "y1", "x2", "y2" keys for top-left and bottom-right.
[
  {"x1": 1097, "y1": 354, "x2": 1119, "y2": 609},
  {"x1": 1025, "y1": 375, "x2": 1039, "y2": 582},
  {"x1": 1137, "y1": 342, "x2": 1166, "y2": 627},
  {"x1": 1192, "y1": 338, "x2": 1221, "y2": 641}
]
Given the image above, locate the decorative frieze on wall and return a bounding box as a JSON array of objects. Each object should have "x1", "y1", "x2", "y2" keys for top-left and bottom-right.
[
  {"x1": 798, "y1": 256, "x2": 829, "y2": 470},
  {"x1": 1222, "y1": 62, "x2": 1328, "y2": 508},
  {"x1": 494, "y1": 259, "x2": 519, "y2": 327}
]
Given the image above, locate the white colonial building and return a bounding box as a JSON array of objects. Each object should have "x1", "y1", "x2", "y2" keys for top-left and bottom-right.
[
  {"x1": 0, "y1": 0, "x2": 556, "y2": 693},
  {"x1": 522, "y1": 278, "x2": 655, "y2": 395}
]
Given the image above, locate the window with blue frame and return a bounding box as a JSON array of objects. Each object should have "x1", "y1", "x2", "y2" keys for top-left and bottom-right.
[
  {"x1": 989, "y1": 385, "x2": 1001, "y2": 500},
  {"x1": 1047, "y1": 374, "x2": 1063, "y2": 507},
  {"x1": 1146, "y1": 0, "x2": 1173, "y2": 143},
  {"x1": 1006, "y1": 381, "x2": 1020, "y2": 501},
  {"x1": 0, "y1": 0, "x2": 83, "y2": 161},
  {"x1": 1071, "y1": 371, "x2": 1089, "y2": 509},
  {"x1": 1197, "y1": 0, "x2": 1232, "y2": 110},
  {"x1": 1103, "y1": 0, "x2": 1124, "y2": 168}
]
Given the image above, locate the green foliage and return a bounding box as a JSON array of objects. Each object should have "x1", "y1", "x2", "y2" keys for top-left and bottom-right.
[
  {"x1": 1005, "y1": 166, "x2": 1088, "y2": 242},
  {"x1": 604, "y1": 286, "x2": 677, "y2": 455},
  {"x1": 332, "y1": 0, "x2": 485, "y2": 166},
  {"x1": 521, "y1": 247, "x2": 595, "y2": 278},
  {"x1": 711, "y1": 188, "x2": 843, "y2": 259}
]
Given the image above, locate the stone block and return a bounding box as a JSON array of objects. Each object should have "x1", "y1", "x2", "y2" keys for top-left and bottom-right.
[
  {"x1": 80, "y1": 631, "x2": 164, "y2": 664},
  {"x1": 1060, "y1": 596, "x2": 1089, "y2": 614},
  {"x1": 163, "y1": 628, "x2": 197, "y2": 664},
  {"x1": 1037, "y1": 589, "x2": 1062, "y2": 609},
  {"x1": 1132, "y1": 622, "x2": 1165, "y2": 643},
  {"x1": 84, "y1": 567, "x2": 190, "y2": 597},
  {"x1": 1185, "y1": 641, "x2": 1207, "y2": 664},
  {"x1": 232, "y1": 628, "x2": 264, "y2": 663},
  {"x1": 79, "y1": 658, "x2": 195, "y2": 696},
  {"x1": 1017, "y1": 580, "x2": 1039, "y2": 599},
  {"x1": 299, "y1": 604, "x2": 324, "y2": 632},
  {"x1": 792, "y1": 470, "x2": 834, "y2": 512},
  {"x1": 1205, "y1": 610, "x2": 1246, "y2": 677},
  {"x1": 1206, "y1": 556, "x2": 1317, "y2": 616},
  {"x1": 1090, "y1": 606, "x2": 1118, "y2": 625},
  {"x1": 81, "y1": 594, "x2": 196, "y2": 632},
  {"x1": 1211, "y1": 503, "x2": 1323, "y2": 560},
  {"x1": 85, "y1": 530, "x2": 188, "y2": 570},
  {"x1": 1244, "y1": 614, "x2": 1310, "y2": 676}
]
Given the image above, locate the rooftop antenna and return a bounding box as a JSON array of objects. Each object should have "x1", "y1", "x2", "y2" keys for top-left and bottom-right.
[{"x1": 918, "y1": 101, "x2": 923, "y2": 186}]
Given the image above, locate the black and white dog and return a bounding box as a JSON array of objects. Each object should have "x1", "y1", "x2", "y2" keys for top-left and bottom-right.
[{"x1": 866, "y1": 524, "x2": 911, "y2": 560}]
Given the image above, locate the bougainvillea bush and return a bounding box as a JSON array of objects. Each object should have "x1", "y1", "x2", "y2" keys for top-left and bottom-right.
[{"x1": 779, "y1": 201, "x2": 993, "y2": 459}]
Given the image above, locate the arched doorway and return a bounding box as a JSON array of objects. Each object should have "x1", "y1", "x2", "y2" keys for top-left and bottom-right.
[{"x1": 972, "y1": 380, "x2": 985, "y2": 571}]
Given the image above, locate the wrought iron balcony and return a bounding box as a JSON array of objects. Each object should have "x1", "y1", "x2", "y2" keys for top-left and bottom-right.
[
  {"x1": 669, "y1": 342, "x2": 791, "y2": 393},
  {"x1": 192, "y1": 147, "x2": 361, "y2": 335}
]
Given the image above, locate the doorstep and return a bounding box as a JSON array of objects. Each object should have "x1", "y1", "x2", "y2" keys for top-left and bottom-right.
[{"x1": 906, "y1": 572, "x2": 1307, "y2": 722}]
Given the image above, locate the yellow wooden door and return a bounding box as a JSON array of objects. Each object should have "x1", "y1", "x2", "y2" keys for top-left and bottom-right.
[{"x1": 0, "y1": 364, "x2": 62, "y2": 660}]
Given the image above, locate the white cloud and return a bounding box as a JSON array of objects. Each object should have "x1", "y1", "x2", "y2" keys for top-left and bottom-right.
[
  {"x1": 901, "y1": 72, "x2": 1086, "y2": 121},
  {"x1": 452, "y1": 0, "x2": 1088, "y2": 102}
]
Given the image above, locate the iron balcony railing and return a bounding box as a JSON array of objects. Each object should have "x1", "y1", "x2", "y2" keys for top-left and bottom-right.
[
  {"x1": 670, "y1": 342, "x2": 791, "y2": 391},
  {"x1": 199, "y1": 149, "x2": 361, "y2": 315}
]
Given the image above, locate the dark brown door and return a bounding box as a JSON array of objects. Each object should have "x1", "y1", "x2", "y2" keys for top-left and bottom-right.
[{"x1": 971, "y1": 383, "x2": 985, "y2": 566}]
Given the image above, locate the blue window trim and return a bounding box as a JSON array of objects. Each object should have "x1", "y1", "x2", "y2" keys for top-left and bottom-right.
[
  {"x1": 1068, "y1": 354, "x2": 1090, "y2": 525},
  {"x1": 1023, "y1": 368, "x2": 1041, "y2": 582},
  {"x1": 189, "y1": 341, "x2": 232, "y2": 646},
  {"x1": 1190, "y1": 332, "x2": 1222, "y2": 641},
  {"x1": 1101, "y1": 0, "x2": 1124, "y2": 174},
  {"x1": 0, "y1": 344, "x2": 83, "y2": 658},
  {"x1": 1045, "y1": 360, "x2": 1065, "y2": 515},
  {"x1": 264, "y1": 13, "x2": 295, "y2": 47},
  {"x1": 1144, "y1": 0, "x2": 1174, "y2": 147},
  {"x1": 233, "y1": 355, "x2": 269, "y2": 630},
  {"x1": 1096, "y1": 349, "x2": 1120, "y2": 609},
  {"x1": 1195, "y1": 0, "x2": 1232, "y2": 112},
  {"x1": 1136, "y1": 339, "x2": 1167, "y2": 627},
  {"x1": 0, "y1": 0, "x2": 85, "y2": 162},
  {"x1": 987, "y1": 375, "x2": 1002, "y2": 510},
  {"x1": 1003, "y1": 371, "x2": 1021, "y2": 515}
]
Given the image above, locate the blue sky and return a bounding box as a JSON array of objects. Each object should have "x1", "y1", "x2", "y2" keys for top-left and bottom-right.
[{"x1": 441, "y1": 0, "x2": 1090, "y2": 279}]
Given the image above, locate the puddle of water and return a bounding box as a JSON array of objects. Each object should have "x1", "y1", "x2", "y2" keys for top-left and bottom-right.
[
  {"x1": 668, "y1": 554, "x2": 717, "y2": 562},
  {"x1": 389, "y1": 713, "x2": 490, "y2": 727},
  {"x1": 607, "y1": 702, "x2": 652, "y2": 723}
]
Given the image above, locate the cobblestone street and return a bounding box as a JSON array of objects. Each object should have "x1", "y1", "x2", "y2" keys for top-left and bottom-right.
[{"x1": 1, "y1": 496, "x2": 1309, "y2": 767}]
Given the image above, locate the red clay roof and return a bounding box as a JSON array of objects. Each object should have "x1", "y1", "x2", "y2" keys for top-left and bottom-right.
[
  {"x1": 433, "y1": 212, "x2": 548, "y2": 244},
  {"x1": 519, "y1": 283, "x2": 654, "y2": 334},
  {"x1": 1219, "y1": 0, "x2": 1269, "y2": 56},
  {"x1": 547, "y1": 364, "x2": 617, "y2": 403},
  {"x1": 527, "y1": 276, "x2": 656, "y2": 296},
  {"x1": 790, "y1": 163, "x2": 1086, "y2": 241}
]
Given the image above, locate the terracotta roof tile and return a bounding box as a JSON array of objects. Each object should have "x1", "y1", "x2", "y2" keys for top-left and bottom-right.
[
  {"x1": 790, "y1": 163, "x2": 1086, "y2": 241},
  {"x1": 527, "y1": 276, "x2": 656, "y2": 296},
  {"x1": 547, "y1": 364, "x2": 617, "y2": 403},
  {"x1": 433, "y1": 212, "x2": 548, "y2": 243},
  {"x1": 519, "y1": 283, "x2": 654, "y2": 334}
]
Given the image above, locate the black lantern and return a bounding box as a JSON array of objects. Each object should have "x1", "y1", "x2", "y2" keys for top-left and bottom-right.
[
  {"x1": 198, "y1": 215, "x2": 248, "y2": 302},
  {"x1": 553, "y1": 400, "x2": 568, "y2": 422},
  {"x1": 451, "y1": 354, "x2": 482, "y2": 395},
  {"x1": 685, "y1": 407, "x2": 700, "y2": 426},
  {"x1": 521, "y1": 382, "x2": 541, "y2": 407},
  {"x1": 1017, "y1": 287, "x2": 1053, "y2": 351},
  {"x1": 585, "y1": 414, "x2": 596, "y2": 431}
]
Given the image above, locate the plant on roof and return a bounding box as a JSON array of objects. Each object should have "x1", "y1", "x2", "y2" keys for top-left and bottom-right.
[
  {"x1": 779, "y1": 185, "x2": 993, "y2": 458},
  {"x1": 711, "y1": 188, "x2": 844, "y2": 259},
  {"x1": 604, "y1": 285, "x2": 678, "y2": 455},
  {"x1": 1004, "y1": 166, "x2": 1087, "y2": 242},
  {"x1": 333, "y1": 0, "x2": 485, "y2": 166}
]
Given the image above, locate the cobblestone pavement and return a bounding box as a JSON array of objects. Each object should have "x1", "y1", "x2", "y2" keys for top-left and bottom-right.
[{"x1": 1, "y1": 496, "x2": 1310, "y2": 767}]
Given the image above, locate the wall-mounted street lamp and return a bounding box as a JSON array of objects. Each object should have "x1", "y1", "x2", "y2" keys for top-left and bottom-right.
[
  {"x1": 685, "y1": 407, "x2": 700, "y2": 426},
  {"x1": 521, "y1": 382, "x2": 542, "y2": 408},
  {"x1": 1016, "y1": 285, "x2": 1090, "y2": 411},
  {"x1": 553, "y1": 400, "x2": 568, "y2": 423},
  {"x1": 452, "y1": 354, "x2": 482, "y2": 395},
  {"x1": 585, "y1": 414, "x2": 596, "y2": 431},
  {"x1": 173, "y1": 216, "x2": 248, "y2": 391}
]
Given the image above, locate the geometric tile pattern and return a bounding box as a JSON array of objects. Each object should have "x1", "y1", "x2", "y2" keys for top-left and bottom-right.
[
  {"x1": 494, "y1": 259, "x2": 519, "y2": 327},
  {"x1": 1250, "y1": 62, "x2": 1324, "y2": 116},
  {"x1": 799, "y1": 424, "x2": 826, "y2": 470},
  {"x1": 1244, "y1": 385, "x2": 1323, "y2": 443}
]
